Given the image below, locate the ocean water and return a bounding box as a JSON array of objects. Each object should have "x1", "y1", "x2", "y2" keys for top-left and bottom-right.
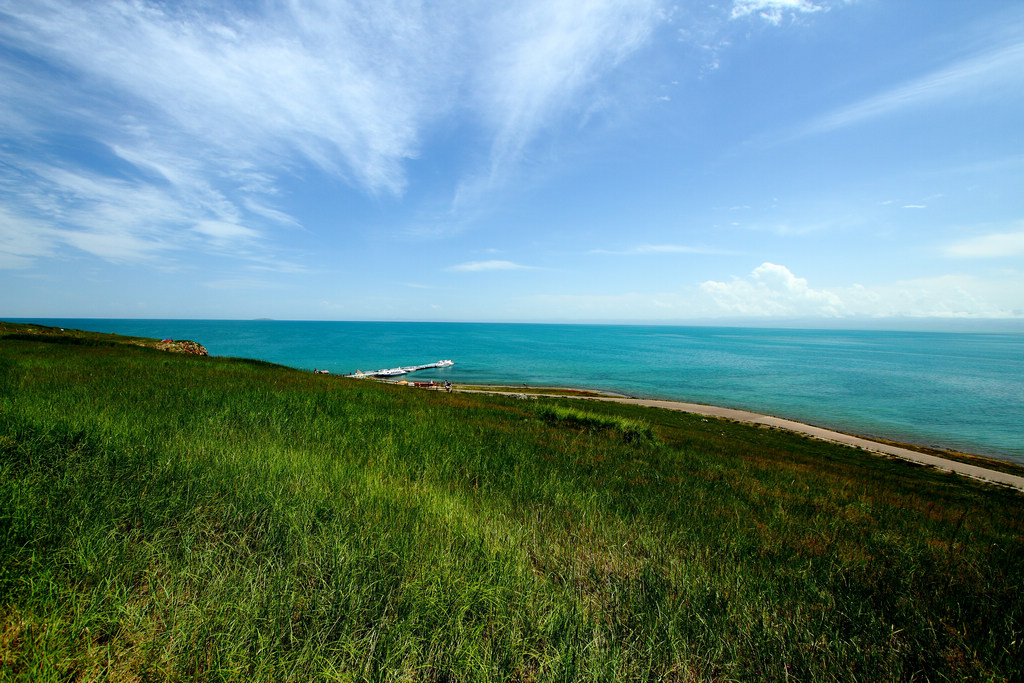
[{"x1": 12, "y1": 319, "x2": 1024, "y2": 464}]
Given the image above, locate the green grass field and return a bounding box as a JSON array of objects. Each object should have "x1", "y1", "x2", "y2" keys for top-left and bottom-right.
[{"x1": 1, "y1": 324, "x2": 1022, "y2": 681}]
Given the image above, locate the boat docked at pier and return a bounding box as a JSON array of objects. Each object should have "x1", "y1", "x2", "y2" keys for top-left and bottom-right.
[
  {"x1": 348, "y1": 359, "x2": 454, "y2": 378},
  {"x1": 374, "y1": 368, "x2": 408, "y2": 377}
]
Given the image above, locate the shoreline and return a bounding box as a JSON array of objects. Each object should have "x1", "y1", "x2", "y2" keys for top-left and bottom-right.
[
  {"x1": 5, "y1": 321, "x2": 1019, "y2": 490},
  {"x1": 451, "y1": 383, "x2": 1024, "y2": 491}
]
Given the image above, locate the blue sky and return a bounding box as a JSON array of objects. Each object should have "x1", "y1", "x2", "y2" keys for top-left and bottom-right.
[{"x1": 1, "y1": 0, "x2": 1022, "y2": 324}]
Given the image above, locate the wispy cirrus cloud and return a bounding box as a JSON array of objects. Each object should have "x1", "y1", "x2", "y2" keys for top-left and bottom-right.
[
  {"x1": 590, "y1": 244, "x2": 733, "y2": 255},
  {"x1": 793, "y1": 38, "x2": 1024, "y2": 139},
  {"x1": 0, "y1": 152, "x2": 263, "y2": 265},
  {"x1": 446, "y1": 260, "x2": 536, "y2": 272},
  {"x1": 0, "y1": 0, "x2": 447, "y2": 196},
  {"x1": 0, "y1": 207, "x2": 61, "y2": 269},
  {"x1": 674, "y1": 0, "x2": 851, "y2": 95},
  {"x1": 453, "y1": 0, "x2": 664, "y2": 210},
  {"x1": 2, "y1": 0, "x2": 668, "y2": 201},
  {"x1": 2, "y1": 0, "x2": 432, "y2": 266},
  {"x1": 1, "y1": 0, "x2": 670, "y2": 265},
  {"x1": 477, "y1": 1, "x2": 661, "y2": 171}
]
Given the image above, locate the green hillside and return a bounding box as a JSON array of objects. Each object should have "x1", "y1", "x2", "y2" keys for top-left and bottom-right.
[{"x1": 1, "y1": 324, "x2": 1021, "y2": 681}]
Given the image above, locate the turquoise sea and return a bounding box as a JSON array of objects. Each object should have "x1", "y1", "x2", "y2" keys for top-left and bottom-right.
[{"x1": 12, "y1": 319, "x2": 1024, "y2": 464}]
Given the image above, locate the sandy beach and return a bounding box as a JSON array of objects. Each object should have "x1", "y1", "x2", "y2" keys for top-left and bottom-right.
[{"x1": 457, "y1": 386, "x2": 1024, "y2": 491}]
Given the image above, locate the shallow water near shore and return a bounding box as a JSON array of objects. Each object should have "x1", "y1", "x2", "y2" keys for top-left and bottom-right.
[{"x1": 15, "y1": 319, "x2": 1024, "y2": 464}]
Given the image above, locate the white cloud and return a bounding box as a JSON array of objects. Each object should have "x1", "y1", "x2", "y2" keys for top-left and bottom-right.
[
  {"x1": 731, "y1": 0, "x2": 825, "y2": 25},
  {"x1": 447, "y1": 260, "x2": 535, "y2": 272},
  {"x1": 495, "y1": 264, "x2": 1024, "y2": 321},
  {"x1": 944, "y1": 230, "x2": 1024, "y2": 259},
  {"x1": 699, "y1": 263, "x2": 1024, "y2": 319},
  {"x1": 839, "y1": 273, "x2": 1024, "y2": 319},
  {"x1": 701, "y1": 262, "x2": 845, "y2": 316}
]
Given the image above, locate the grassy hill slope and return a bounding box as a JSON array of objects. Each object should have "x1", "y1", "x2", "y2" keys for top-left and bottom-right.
[{"x1": 1, "y1": 326, "x2": 1021, "y2": 681}]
